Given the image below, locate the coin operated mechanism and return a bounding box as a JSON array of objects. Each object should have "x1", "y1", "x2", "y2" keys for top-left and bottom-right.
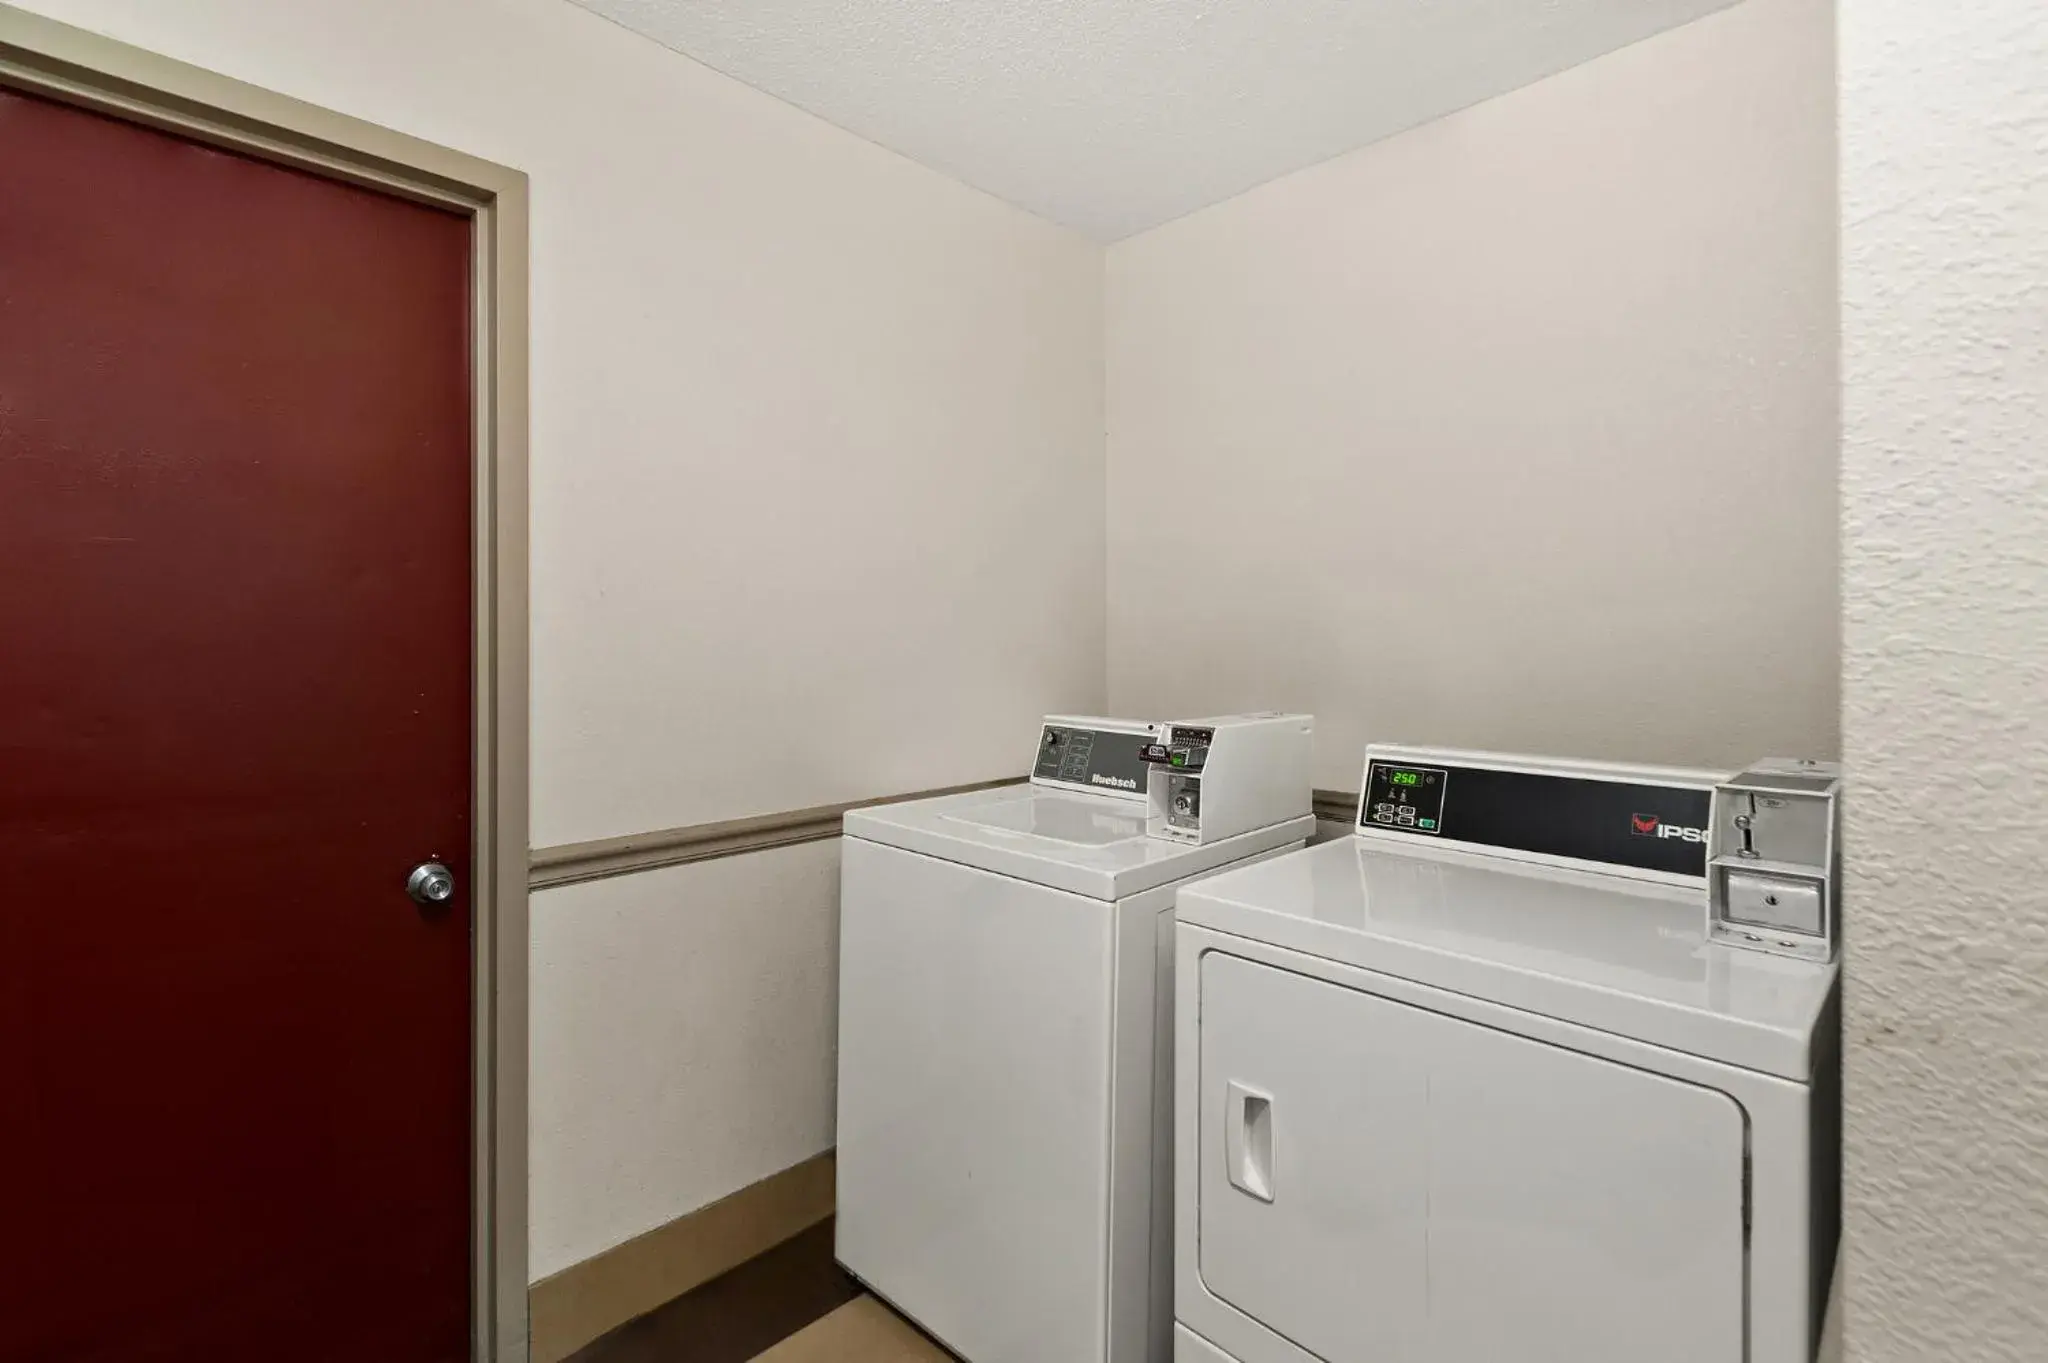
[
  {"x1": 1707, "y1": 758, "x2": 1841, "y2": 962},
  {"x1": 1141, "y1": 713, "x2": 1314, "y2": 846}
]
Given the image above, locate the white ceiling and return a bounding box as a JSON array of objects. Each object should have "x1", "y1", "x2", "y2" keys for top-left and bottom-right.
[{"x1": 567, "y1": 0, "x2": 1739, "y2": 241}]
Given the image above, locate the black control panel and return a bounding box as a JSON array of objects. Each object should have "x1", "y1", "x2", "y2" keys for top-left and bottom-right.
[
  {"x1": 1359, "y1": 757, "x2": 1715, "y2": 878},
  {"x1": 1362, "y1": 762, "x2": 1448, "y2": 834},
  {"x1": 1034, "y1": 724, "x2": 1151, "y2": 795}
]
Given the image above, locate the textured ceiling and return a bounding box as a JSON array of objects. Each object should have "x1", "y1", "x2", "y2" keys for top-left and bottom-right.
[{"x1": 565, "y1": 0, "x2": 1739, "y2": 240}]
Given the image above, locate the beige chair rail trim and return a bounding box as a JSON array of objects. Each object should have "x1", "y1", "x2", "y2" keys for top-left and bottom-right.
[
  {"x1": 529, "y1": 781, "x2": 1364, "y2": 889},
  {"x1": 528, "y1": 776, "x2": 1027, "y2": 889},
  {"x1": 1312, "y1": 788, "x2": 1358, "y2": 824}
]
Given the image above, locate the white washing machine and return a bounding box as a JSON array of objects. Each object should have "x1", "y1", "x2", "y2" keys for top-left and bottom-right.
[
  {"x1": 1173, "y1": 747, "x2": 1841, "y2": 1363},
  {"x1": 838, "y1": 715, "x2": 1316, "y2": 1363}
]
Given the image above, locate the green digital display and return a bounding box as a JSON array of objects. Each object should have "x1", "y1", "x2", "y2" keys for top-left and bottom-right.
[{"x1": 1368, "y1": 762, "x2": 1447, "y2": 835}]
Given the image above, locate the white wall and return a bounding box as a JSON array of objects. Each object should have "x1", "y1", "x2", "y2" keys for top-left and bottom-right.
[
  {"x1": 529, "y1": 845, "x2": 840, "y2": 1279},
  {"x1": 10, "y1": 0, "x2": 1106, "y2": 1277},
  {"x1": 1841, "y1": 3, "x2": 2048, "y2": 1358},
  {"x1": 1105, "y1": 0, "x2": 1837, "y2": 790}
]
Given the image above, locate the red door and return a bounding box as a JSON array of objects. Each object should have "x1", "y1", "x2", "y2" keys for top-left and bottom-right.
[{"x1": 0, "y1": 87, "x2": 475, "y2": 1362}]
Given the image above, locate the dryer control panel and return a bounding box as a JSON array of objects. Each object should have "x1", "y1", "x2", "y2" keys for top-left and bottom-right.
[
  {"x1": 1356, "y1": 746, "x2": 1721, "y2": 884},
  {"x1": 1362, "y1": 761, "x2": 1449, "y2": 833}
]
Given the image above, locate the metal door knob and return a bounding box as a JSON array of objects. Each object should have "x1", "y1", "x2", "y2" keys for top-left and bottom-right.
[{"x1": 407, "y1": 860, "x2": 455, "y2": 906}]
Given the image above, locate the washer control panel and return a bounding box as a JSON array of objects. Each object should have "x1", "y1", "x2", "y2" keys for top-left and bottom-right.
[{"x1": 1033, "y1": 720, "x2": 1153, "y2": 798}]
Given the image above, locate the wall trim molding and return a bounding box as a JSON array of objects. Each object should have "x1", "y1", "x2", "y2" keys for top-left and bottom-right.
[
  {"x1": 529, "y1": 776, "x2": 1026, "y2": 890},
  {"x1": 1313, "y1": 788, "x2": 1359, "y2": 825},
  {"x1": 531, "y1": 779, "x2": 1356, "y2": 888},
  {"x1": 529, "y1": 1152, "x2": 838, "y2": 1363}
]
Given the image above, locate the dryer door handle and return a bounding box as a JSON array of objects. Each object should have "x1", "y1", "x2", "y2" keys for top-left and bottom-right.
[{"x1": 1225, "y1": 1080, "x2": 1275, "y2": 1203}]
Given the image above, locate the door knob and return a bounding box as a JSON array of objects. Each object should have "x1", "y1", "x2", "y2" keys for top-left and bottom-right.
[{"x1": 407, "y1": 860, "x2": 455, "y2": 907}]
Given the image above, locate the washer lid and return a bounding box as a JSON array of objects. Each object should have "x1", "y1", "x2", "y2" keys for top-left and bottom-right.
[
  {"x1": 846, "y1": 784, "x2": 1314, "y2": 901},
  {"x1": 942, "y1": 791, "x2": 1146, "y2": 845},
  {"x1": 1177, "y1": 837, "x2": 1837, "y2": 1080}
]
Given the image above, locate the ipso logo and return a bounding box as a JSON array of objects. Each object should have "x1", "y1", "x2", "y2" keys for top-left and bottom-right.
[
  {"x1": 1090, "y1": 774, "x2": 1139, "y2": 791},
  {"x1": 1632, "y1": 813, "x2": 1706, "y2": 843}
]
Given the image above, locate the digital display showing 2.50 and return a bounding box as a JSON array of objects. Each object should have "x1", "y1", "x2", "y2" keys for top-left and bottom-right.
[{"x1": 1362, "y1": 761, "x2": 1448, "y2": 834}]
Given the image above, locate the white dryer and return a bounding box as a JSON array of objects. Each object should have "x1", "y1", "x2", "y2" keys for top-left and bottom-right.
[
  {"x1": 1174, "y1": 747, "x2": 1840, "y2": 1363},
  {"x1": 838, "y1": 715, "x2": 1315, "y2": 1363}
]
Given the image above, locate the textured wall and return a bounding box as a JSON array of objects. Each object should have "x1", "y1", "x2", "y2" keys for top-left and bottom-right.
[
  {"x1": 1841, "y1": 2, "x2": 2048, "y2": 1358},
  {"x1": 1106, "y1": 0, "x2": 1838, "y2": 790}
]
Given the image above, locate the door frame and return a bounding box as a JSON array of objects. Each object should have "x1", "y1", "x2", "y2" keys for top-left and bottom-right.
[{"x1": 0, "y1": 9, "x2": 532, "y2": 1360}]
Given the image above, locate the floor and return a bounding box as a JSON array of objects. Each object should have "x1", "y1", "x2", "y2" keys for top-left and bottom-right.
[
  {"x1": 569, "y1": 1219, "x2": 953, "y2": 1363},
  {"x1": 569, "y1": 1212, "x2": 1845, "y2": 1363},
  {"x1": 751, "y1": 1298, "x2": 955, "y2": 1363}
]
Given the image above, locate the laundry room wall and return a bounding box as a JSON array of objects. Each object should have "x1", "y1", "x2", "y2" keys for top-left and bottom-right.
[
  {"x1": 10, "y1": 0, "x2": 1107, "y2": 1281},
  {"x1": 1841, "y1": 1, "x2": 2048, "y2": 1358},
  {"x1": 1104, "y1": 0, "x2": 1838, "y2": 793}
]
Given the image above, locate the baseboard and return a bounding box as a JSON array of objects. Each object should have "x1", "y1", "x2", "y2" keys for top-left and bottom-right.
[{"x1": 529, "y1": 1151, "x2": 837, "y2": 1363}]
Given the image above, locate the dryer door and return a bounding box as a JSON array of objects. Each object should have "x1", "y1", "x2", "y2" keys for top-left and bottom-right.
[
  {"x1": 1196, "y1": 951, "x2": 1748, "y2": 1363},
  {"x1": 1423, "y1": 1004, "x2": 1748, "y2": 1363},
  {"x1": 1196, "y1": 952, "x2": 1431, "y2": 1360}
]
